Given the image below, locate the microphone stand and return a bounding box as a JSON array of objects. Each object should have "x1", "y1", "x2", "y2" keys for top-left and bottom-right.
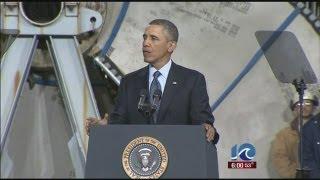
[
  {"x1": 293, "y1": 79, "x2": 310, "y2": 179},
  {"x1": 150, "y1": 90, "x2": 162, "y2": 124}
]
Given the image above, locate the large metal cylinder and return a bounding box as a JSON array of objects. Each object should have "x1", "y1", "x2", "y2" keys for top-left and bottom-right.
[{"x1": 20, "y1": 2, "x2": 64, "y2": 26}]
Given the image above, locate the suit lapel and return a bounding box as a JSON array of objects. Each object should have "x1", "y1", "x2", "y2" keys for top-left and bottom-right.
[
  {"x1": 158, "y1": 62, "x2": 181, "y2": 122},
  {"x1": 132, "y1": 66, "x2": 150, "y2": 123},
  {"x1": 135, "y1": 66, "x2": 149, "y2": 92},
  {"x1": 133, "y1": 66, "x2": 149, "y2": 110}
]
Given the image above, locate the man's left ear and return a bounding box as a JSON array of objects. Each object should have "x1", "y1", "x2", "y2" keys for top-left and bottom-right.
[{"x1": 168, "y1": 42, "x2": 176, "y2": 53}]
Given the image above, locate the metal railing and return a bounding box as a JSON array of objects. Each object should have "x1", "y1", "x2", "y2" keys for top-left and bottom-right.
[{"x1": 93, "y1": 56, "x2": 123, "y2": 86}]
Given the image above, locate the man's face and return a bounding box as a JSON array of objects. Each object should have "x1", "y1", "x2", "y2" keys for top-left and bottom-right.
[
  {"x1": 293, "y1": 100, "x2": 314, "y2": 118},
  {"x1": 142, "y1": 25, "x2": 175, "y2": 66}
]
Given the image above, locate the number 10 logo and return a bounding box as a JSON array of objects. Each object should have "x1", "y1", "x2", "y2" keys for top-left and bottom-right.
[{"x1": 231, "y1": 143, "x2": 256, "y2": 161}]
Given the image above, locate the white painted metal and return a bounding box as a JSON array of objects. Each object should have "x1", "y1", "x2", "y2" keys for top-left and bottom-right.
[
  {"x1": 0, "y1": 36, "x2": 38, "y2": 150},
  {"x1": 47, "y1": 36, "x2": 100, "y2": 158},
  {"x1": 1, "y1": 2, "x2": 105, "y2": 178},
  {"x1": 1, "y1": 3, "x2": 103, "y2": 35}
]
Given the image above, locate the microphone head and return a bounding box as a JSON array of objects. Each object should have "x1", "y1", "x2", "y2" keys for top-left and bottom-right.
[
  {"x1": 138, "y1": 89, "x2": 147, "y2": 112},
  {"x1": 140, "y1": 89, "x2": 147, "y2": 96}
]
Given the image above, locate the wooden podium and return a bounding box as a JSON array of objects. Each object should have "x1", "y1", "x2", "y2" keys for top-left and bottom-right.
[{"x1": 85, "y1": 125, "x2": 219, "y2": 178}]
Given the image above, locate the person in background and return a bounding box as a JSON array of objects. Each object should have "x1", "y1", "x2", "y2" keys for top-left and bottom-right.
[{"x1": 271, "y1": 90, "x2": 318, "y2": 178}]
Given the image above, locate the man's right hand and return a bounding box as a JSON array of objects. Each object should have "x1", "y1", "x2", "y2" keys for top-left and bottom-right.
[{"x1": 85, "y1": 113, "x2": 109, "y2": 135}]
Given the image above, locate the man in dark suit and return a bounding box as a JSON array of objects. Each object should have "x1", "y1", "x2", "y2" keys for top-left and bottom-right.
[{"x1": 86, "y1": 19, "x2": 219, "y2": 143}]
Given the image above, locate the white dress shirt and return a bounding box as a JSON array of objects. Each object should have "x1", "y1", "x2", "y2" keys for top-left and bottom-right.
[{"x1": 148, "y1": 59, "x2": 172, "y2": 94}]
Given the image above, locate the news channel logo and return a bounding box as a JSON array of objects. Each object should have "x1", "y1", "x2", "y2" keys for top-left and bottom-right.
[{"x1": 228, "y1": 143, "x2": 257, "y2": 169}]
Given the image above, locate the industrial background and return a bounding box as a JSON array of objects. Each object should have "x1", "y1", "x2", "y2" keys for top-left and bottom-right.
[{"x1": 1, "y1": 2, "x2": 319, "y2": 178}]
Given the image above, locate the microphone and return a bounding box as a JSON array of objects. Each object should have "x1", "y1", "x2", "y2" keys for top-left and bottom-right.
[
  {"x1": 138, "y1": 89, "x2": 147, "y2": 112},
  {"x1": 151, "y1": 89, "x2": 162, "y2": 110}
]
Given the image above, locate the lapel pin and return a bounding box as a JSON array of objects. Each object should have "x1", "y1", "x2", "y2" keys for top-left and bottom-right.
[{"x1": 172, "y1": 81, "x2": 177, "y2": 85}]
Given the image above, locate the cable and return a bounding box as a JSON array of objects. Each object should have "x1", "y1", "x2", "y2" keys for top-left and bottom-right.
[{"x1": 99, "y1": 2, "x2": 129, "y2": 57}]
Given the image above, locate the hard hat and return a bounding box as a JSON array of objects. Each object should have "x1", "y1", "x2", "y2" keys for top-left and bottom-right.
[{"x1": 290, "y1": 90, "x2": 319, "y2": 110}]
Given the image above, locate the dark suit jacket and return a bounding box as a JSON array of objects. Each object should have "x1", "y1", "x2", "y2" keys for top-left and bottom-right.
[
  {"x1": 302, "y1": 113, "x2": 320, "y2": 178},
  {"x1": 109, "y1": 62, "x2": 219, "y2": 143}
]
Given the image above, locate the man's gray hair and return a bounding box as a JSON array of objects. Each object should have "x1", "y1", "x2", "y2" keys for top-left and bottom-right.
[{"x1": 149, "y1": 19, "x2": 179, "y2": 42}]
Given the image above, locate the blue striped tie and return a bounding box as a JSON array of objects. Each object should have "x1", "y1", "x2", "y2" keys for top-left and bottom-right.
[{"x1": 150, "y1": 71, "x2": 162, "y2": 123}]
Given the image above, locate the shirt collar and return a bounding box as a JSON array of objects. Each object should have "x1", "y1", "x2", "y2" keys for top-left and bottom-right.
[{"x1": 149, "y1": 59, "x2": 172, "y2": 79}]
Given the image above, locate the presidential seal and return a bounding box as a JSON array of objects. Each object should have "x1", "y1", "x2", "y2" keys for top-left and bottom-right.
[{"x1": 122, "y1": 136, "x2": 168, "y2": 179}]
